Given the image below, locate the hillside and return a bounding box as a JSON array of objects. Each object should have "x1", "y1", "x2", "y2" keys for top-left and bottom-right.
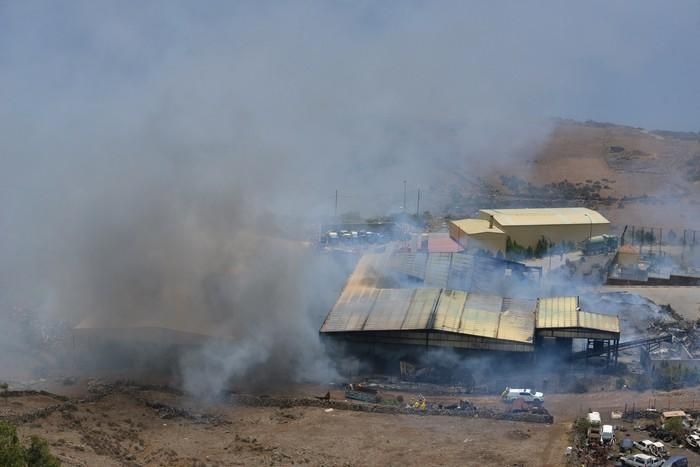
[{"x1": 459, "y1": 120, "x2": 700, "y2": 229}]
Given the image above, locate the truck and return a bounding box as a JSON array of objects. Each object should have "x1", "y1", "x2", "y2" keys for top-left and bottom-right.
[
  {"x1": 501, "y1": 387, "x2": 544, "y2": 404},
  {"x1": 582, "y1": 234, "x2": 619, "y2": 255},
  {"x1": 587, "y1": 412, "x2": 602, "y2": 444},
  {"x1": 621, "y1": 453, "x2": 665, "y2": 467}
]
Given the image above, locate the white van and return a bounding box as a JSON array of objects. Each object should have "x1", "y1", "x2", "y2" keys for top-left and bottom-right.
[{"x1": 601, "y1": 424, "x2": 614, "y2": 444}]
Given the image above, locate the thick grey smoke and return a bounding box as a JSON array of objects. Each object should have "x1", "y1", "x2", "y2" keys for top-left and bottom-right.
[{"x1": 0, "y1": 1, "x2": 697, "y2": 393}]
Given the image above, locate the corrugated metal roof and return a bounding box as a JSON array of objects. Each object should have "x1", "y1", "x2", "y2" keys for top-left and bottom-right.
[
  {"x1": 364, "y1": 288, "x2": 414, "y2": 331},
  {"x1": 424, "y1": 252, "x2": 452, "y2": 287},
  {"x1": 536, "y1": 296, "x2": 579, "y2": 328},
  {"x1": 479, "y1": 208, "x2": 610, "y2": 227},
  {"x1": 321, "y1": 254, "x2": 618, "y2": 341},
  {"x1": 433, "y1": 289, "x2": 468, "y2": 331},
  {"x1": 536, "y1": 296, "x2": 620, "y2": 333},
  {"x1": 401, "y1": 288, "x2": 441, "y2": 330},
  {"x1": 578, "y1": 311, "x2": 620, "y2": 333},
  {"x1": 450, "y1": 218, "x2": 505, "y2": 235}
]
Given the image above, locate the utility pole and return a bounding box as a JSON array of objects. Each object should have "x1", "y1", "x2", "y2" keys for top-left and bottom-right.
[
  {"x1": 334, "y1": 189, "x2": 338, "y2": 219},
  {"x1": 403, "y1": 180, "x2": 407, "y2": 213},
  {"x1": 416, "y1": 189, "x2": 421, "y2": 216}
]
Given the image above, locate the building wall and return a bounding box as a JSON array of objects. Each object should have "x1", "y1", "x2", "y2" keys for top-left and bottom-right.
[
  {"x1": 448, "y1": 223, "x2": 506, "y2": 254},
  {"x1": 496, "y1": 223, "x2": 609, "y2": 249}
]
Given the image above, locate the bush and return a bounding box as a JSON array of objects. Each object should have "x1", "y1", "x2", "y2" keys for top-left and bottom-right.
[
  {"x1": 26, "y1": 437, "x2": 60, "y2": 467},
  {"x1": 574, "y1": 418, "x2": 591, "y2": 445},
  {"x1": 0, "y1": 421, "x2": 60, "y2": 467},
  {"x1": 0, "y1": 421, "x2": 26, "y2": 467}
]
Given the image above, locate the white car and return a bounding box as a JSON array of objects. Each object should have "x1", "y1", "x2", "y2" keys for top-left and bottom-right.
[
  {"x1": 634, "y1": 440, "x2": 656, "y2": 453},
  {"x1": 650, "y1": 441, "x2": 667, "y2": 458},
  {"x1": 685, "y1": 433, "x2": 700, "y2": 449},
  {"x1": 501, "y1": 387, "x2": 544, "y2": 403},
  {"x1": 621, "y1": 453, "x2": 664, "y2": 467}
]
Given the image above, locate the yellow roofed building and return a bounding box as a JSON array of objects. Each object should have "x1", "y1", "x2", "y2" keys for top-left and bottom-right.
[{"x1": 449, "y1": 207, "x2": 610, "y2": 254}]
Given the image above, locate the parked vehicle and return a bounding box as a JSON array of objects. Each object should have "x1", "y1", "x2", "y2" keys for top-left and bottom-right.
[
  {"x1": 650, "y1": 441, "x2": 667, "y2": 458},
  {"x1": 661, "y1": 456, "x2": 688, "y2": 467},
  {"x1": 587, "y1": 412, "x2": 602, "y2": 444},
  {"x1": 621, "y1": 453, "x2": 664, "y2": 467},
  {"x1": 634, "y1": 440, "x2": 656, "y2": 454},
  {"x1": 501, "y1": 387, "x2": 544, "y2": 403},
  {"x1": 685, "y1": 433, "x2": 700, "y2": 449},
  {"x1": 620, "y1": 436, "x2": 634, "y2": 452},
  {"x1": 601, "y1": 424, "x2": 614, "y2": 444}
]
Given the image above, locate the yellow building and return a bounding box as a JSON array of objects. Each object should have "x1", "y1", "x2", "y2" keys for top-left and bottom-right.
[
  {"x1": 449, "y1": 207, "x2": 610, "y2": 254},
  {"x1": 448, "y1": 218, "x2": 507, "y2": 254}
]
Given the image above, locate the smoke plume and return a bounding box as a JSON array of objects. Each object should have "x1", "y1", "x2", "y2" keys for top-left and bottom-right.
[{"x1": 0, "y1": 1, "x2": 697, "y2": 394}]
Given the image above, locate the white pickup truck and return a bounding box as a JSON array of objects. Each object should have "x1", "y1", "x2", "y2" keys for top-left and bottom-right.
[
  {"x1": 621, "y1": 453, "x2": 664, "y2": 467},
  {"x1": 501, "y1": 387, "x2": 544, "y2": 403}
]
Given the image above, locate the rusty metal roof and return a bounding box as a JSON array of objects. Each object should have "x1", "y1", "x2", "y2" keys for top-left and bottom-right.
[
  {"x1": 322, "y1": 286, "x2": 536, "y2": 344},
  {"x1": 321, "y1": 253, "x2": 619, "y2": 342},
  {"x1": 479, "y1": 208, "x2": 610, "y2": 227}
]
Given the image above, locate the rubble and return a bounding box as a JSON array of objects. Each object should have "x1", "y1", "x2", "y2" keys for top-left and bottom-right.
[{"x1": 230, "y1": 394, "x2": 553, "y2": 424}]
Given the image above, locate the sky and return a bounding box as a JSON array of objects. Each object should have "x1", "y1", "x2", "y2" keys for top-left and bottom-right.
[{"x1": 1, "y1": 1, "x2": 698, "y2": 133}]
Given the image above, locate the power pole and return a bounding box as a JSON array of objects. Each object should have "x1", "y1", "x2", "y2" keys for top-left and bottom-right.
[
  {"x1": 334, "y1": 189, "x2": 338, "y2": 219},
  {"x1": 416, "y1": 189, "x2": 421, "y2": 216},
  {"x1": 403, "y1": 180, "x2": 407, "y2": 213}
]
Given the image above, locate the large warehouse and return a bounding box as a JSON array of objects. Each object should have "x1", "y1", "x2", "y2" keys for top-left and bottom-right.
[
  {"x1": 320, "y1": 253, "x2": 620, "y2": 360},
  {"x1": 448, "y1": 207, "x2": 610, "y2": 254}
]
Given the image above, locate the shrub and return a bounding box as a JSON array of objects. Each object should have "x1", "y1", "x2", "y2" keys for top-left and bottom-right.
[
  {"x1": 665, "y1": 417, "x2": 685, "y2": 441},
  {"x1": 0, "y1": 421, "x2": 26, "y2": 467},
  {"x1": 0, "y1": 421, "x2": 60, "y2": 467}
]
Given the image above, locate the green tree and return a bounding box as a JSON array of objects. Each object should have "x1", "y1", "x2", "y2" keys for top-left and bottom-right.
[
  {"x1": 26, "y1": 437, "x2": 60, "y2": 467},
  {"x1": 0, "y1": 421, "x2": 27, "y2": 467},
  {"x1": 665, "y1": 417, "x2": 685, "y2": 441},
  {"x1": 0, "y1": 421, "x2": 61, "y2": 467}
]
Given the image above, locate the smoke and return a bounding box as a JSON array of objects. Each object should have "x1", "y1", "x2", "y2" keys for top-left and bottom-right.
[{"x1": 0, "y1": 1, "x2": 698, "y2": 394}]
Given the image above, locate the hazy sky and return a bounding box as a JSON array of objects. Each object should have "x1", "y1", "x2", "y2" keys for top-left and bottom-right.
[{"x1": 1, "y1": 1, "x2": 699, "y2": 132}]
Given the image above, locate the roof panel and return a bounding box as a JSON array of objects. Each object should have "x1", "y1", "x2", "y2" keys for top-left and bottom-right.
[
  {"x1": 424, "y1": 252, "x2": 452, "y2": 287},
  {"x1": 578, "y1": 311, "x2": 620, "y2": 333},
  {"x1": 536, "y1": 296, "x2": 578, "y2": 328},
  {"x1": 321, "y1": 287, "x2": 378, "y2": 332},
  {"x1": 479, "y1": 208, "x2": 610, "y2": 227},
  {"x1": 450, "y1": 218, "x2": 505, "y2": 235},
  {"x1": 458, "y1": 307, "x2": 500, "y2": 338},
  {"x1": 465, "y1": 293, "x2": 503, "y2": 313},
  {"x1": 497, "y1": 309, "x2": 535, "y2": 343},
  {"x1": 364, "y1": 288, "x2": 414, "y2": 331},
  {"x1": 401, "y1": 288, "x2": 441, "y2": 330},
  {"x1": 433, "y1": 289, "x2": 468, "y2": 332}
]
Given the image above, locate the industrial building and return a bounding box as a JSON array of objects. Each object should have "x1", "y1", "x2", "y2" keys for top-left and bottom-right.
[
  {"x1": 320, "y1": 254, "x2": 620, "y2": 361},
  {"x1": 448, "y1": 207, "x2": 610, "y2": 255}
]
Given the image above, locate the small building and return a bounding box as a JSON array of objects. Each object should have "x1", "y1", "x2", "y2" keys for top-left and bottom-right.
[
  {"x1": 448, "y1": 218, "x2": 507, "y2": 254},
  {"x1": 662, "y1": 410, "x2": 687, "y2": 424},
  {"x1": 616, "y1": 244, "x2": 641, "y2": 266},
  {"x1": 449, "y1": 207, "x2": 610, "y2": 253}
]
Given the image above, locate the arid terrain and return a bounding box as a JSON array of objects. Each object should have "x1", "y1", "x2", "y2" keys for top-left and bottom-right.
[
  {"x1": 459, "y1": 120, "x2": 700, "y2": 230},
  {"x1": 3, "y1": 380, "x2": 700, "y2": 467}
]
